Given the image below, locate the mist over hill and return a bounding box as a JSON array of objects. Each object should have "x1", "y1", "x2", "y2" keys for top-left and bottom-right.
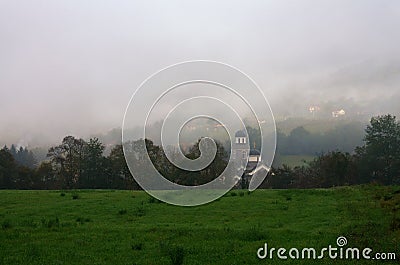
[{"x1": 1, "y1": 1, "x2": 399, "y2": 149}]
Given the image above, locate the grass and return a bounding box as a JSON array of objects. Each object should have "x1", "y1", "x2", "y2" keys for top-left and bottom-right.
[{"x1": 0, "y1": 186, "x2": 399, "y2": 264}]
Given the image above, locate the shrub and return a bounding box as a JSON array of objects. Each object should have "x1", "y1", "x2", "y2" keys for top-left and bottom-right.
[
  {"x1": 60, "y1": 192, "x2": 65, "y2": 197},
  {"x1": 168, "y1": 245, "x2": 185, "y2": 265},
  {"x1": 131, "y1": 242, "x2": 143, "y2": 251},
  {"x1": 41, "y1": 217, "x2": 59, "y2": 228},
  {"x1": 135, "y1": 205, "x2": 146, "y2": 217},
  {"x1": 243, "y1": 225, "x2": 267, "y2": 241},
  {"x1": 390, "y1": 215, "x2": 400, "y2": 231},
  {"x1": 118, "y1": 209, "x2": 127, "y2": 215},
  {"x1": 230, "y1": 192, "x2": 237, "y2": 197},
  {"x1": 21, "y1": 218, "x2": 37, "y2": 228},
  {"x1": 239, "y1": 191, "x2": 245, "y2": 197},
  {"x1": 76, "y1": 217, "x2": 91, "y2": 224},
  {"x1": 2, "y1": 219, "x2": 12, "y2": 229},
  {"x1": 72, "y1": 194, "x2": 79, "y2": 200}
]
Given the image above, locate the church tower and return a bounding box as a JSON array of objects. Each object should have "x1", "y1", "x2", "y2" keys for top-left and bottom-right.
[
  {"x1": 233, "y1": 130, "x2": 249, "y2": 170},
  {"x1": 233, "y1": 129, "x2": 261, "y2": 188}
]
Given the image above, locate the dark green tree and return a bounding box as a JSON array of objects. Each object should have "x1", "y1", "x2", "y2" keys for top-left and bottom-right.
[
  {"x1": 286, "y1": 126, "x2": 312, "y2": 155},
  {"x1": 355, "y1": 114, "x2": 400, "y2": 184},
  {"x1": 80, "y1": 138, "x2": 105, "y2": 188},
  {"x1": 308, "y1": 151, "x2": 354, "y2": 187},
  {"x1": 108, "y1": 144, "x2": 139, "y2": 189},
  {"x1": 35, "y1": 161, "x2": 56, "y2": 189},
  {"x1": 172, "y1": 139, "x2": 228, "y2": 186},
  {"x1": 10, "y1": 144, "x2": 17, "y2": 158},
  {"x1": 47, "y1": 136, "x2": 86, "y2": 188},
  {"x1": 0, "y1": 146, "x2": 17, "y2": 189}
]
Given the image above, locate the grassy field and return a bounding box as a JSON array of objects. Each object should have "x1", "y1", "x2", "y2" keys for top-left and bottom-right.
[{"x1": 0, "y1": 186, "x2": 399, "y2": 265}]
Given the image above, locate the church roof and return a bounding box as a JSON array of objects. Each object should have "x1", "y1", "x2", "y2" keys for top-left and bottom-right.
[{"x1": 249, "y1": 149, "x2": 260, "y2": 156}]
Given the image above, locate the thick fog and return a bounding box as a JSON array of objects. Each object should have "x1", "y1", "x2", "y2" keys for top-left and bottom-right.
[{"x1": 1, "y1": 0, "x2": 400, "y2": 147}]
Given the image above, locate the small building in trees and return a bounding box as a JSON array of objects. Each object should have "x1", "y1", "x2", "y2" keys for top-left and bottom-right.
[{"x1": 332, "y1": 109, "x2": 346, "y2": 118}]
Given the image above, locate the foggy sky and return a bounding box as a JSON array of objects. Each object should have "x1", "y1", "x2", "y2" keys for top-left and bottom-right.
[{"x1": 1, "y1": 0, "x2": 400, "y2": 147}]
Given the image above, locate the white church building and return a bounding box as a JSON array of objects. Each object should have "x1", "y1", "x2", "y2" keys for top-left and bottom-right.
[{"x1": 232, "y1": 130, "x2": 261, "y2": 188}]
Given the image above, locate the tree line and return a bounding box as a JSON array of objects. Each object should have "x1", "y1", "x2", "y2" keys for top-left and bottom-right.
[
  {"x1": 0, "y1": 136, "x2": 227, "y2": 189},
  {"x1": 264, "y1": 114, "x2": 400, "y2": 188},
  {"x1": 0, "y1": 114, "x2": 399, "y2": 189},
  {"x1": 0, "y1": 137, "x2": 132, "y2": 190}
]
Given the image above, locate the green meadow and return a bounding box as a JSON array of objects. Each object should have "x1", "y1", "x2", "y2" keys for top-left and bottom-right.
[{"x1": 1, "y1": 186, "x2": 399, "y2": 265}]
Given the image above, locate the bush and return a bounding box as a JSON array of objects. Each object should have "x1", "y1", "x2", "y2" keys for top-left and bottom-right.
[
  {"x1": 76, "y1": 217, "x2": 91, "y2": 224},
  {"x1": 72, "y1": 194, "x2": 79, "y2": 200},
  {"x1": 135, "y1": 205, "x2": 146, "y2": 217},
  {"x1": 118, "y1": 209, "x2": 127, "y2": 215},
  {"x1": 131, "y1": 242, "x2": 143, "y2": 251},
  {"x1": 239, "y1": 191, "x2": 245, "y2": 197},
  {"x1": 60, "y1": 192, "x2": 65, "y2": 197},
  {"x1": 168, "y1": 245, "x2": 185, "y2": 265},
  {"x1": 21, "y1": 218, "x2": 37, "y2": 228},
  {"x1": 2, "y1": 219, "x2": 12, "y2": 229},
  {"x1": 230, "y1": 192, "x2": 237, "y2": 197},
  {"x1": 390, "y1": 216, "x2": 400, "y2": 231},
  {"x1": 243, "y1": 225, "x2": 267, "y2": 241},
  {"x1": 41, "y1": 217, "x2": 59, "y2": 228}
]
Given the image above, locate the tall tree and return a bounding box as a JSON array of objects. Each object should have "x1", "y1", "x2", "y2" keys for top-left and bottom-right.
[
  {"x1": 356, "y1": 114, "x2": 400, "y2": 184},
  {"x1": 0, "y1": 146, "x2": 17, "y2": 189},
  {"x1": 108, "y1": 144, "x2": 139, "y2": 189},
  {"x1": 80, "y1": 138, "x2": 105, "y2": 188},
  {"x1": 172, "y1": 139, "x2": 228, "y2": 186},
  {"x1": 47, "y1": 136, "x2": 86, "y2": 188},
  {"x1": 10, "y1": 144, "x2": 17, "y2": 158}
]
